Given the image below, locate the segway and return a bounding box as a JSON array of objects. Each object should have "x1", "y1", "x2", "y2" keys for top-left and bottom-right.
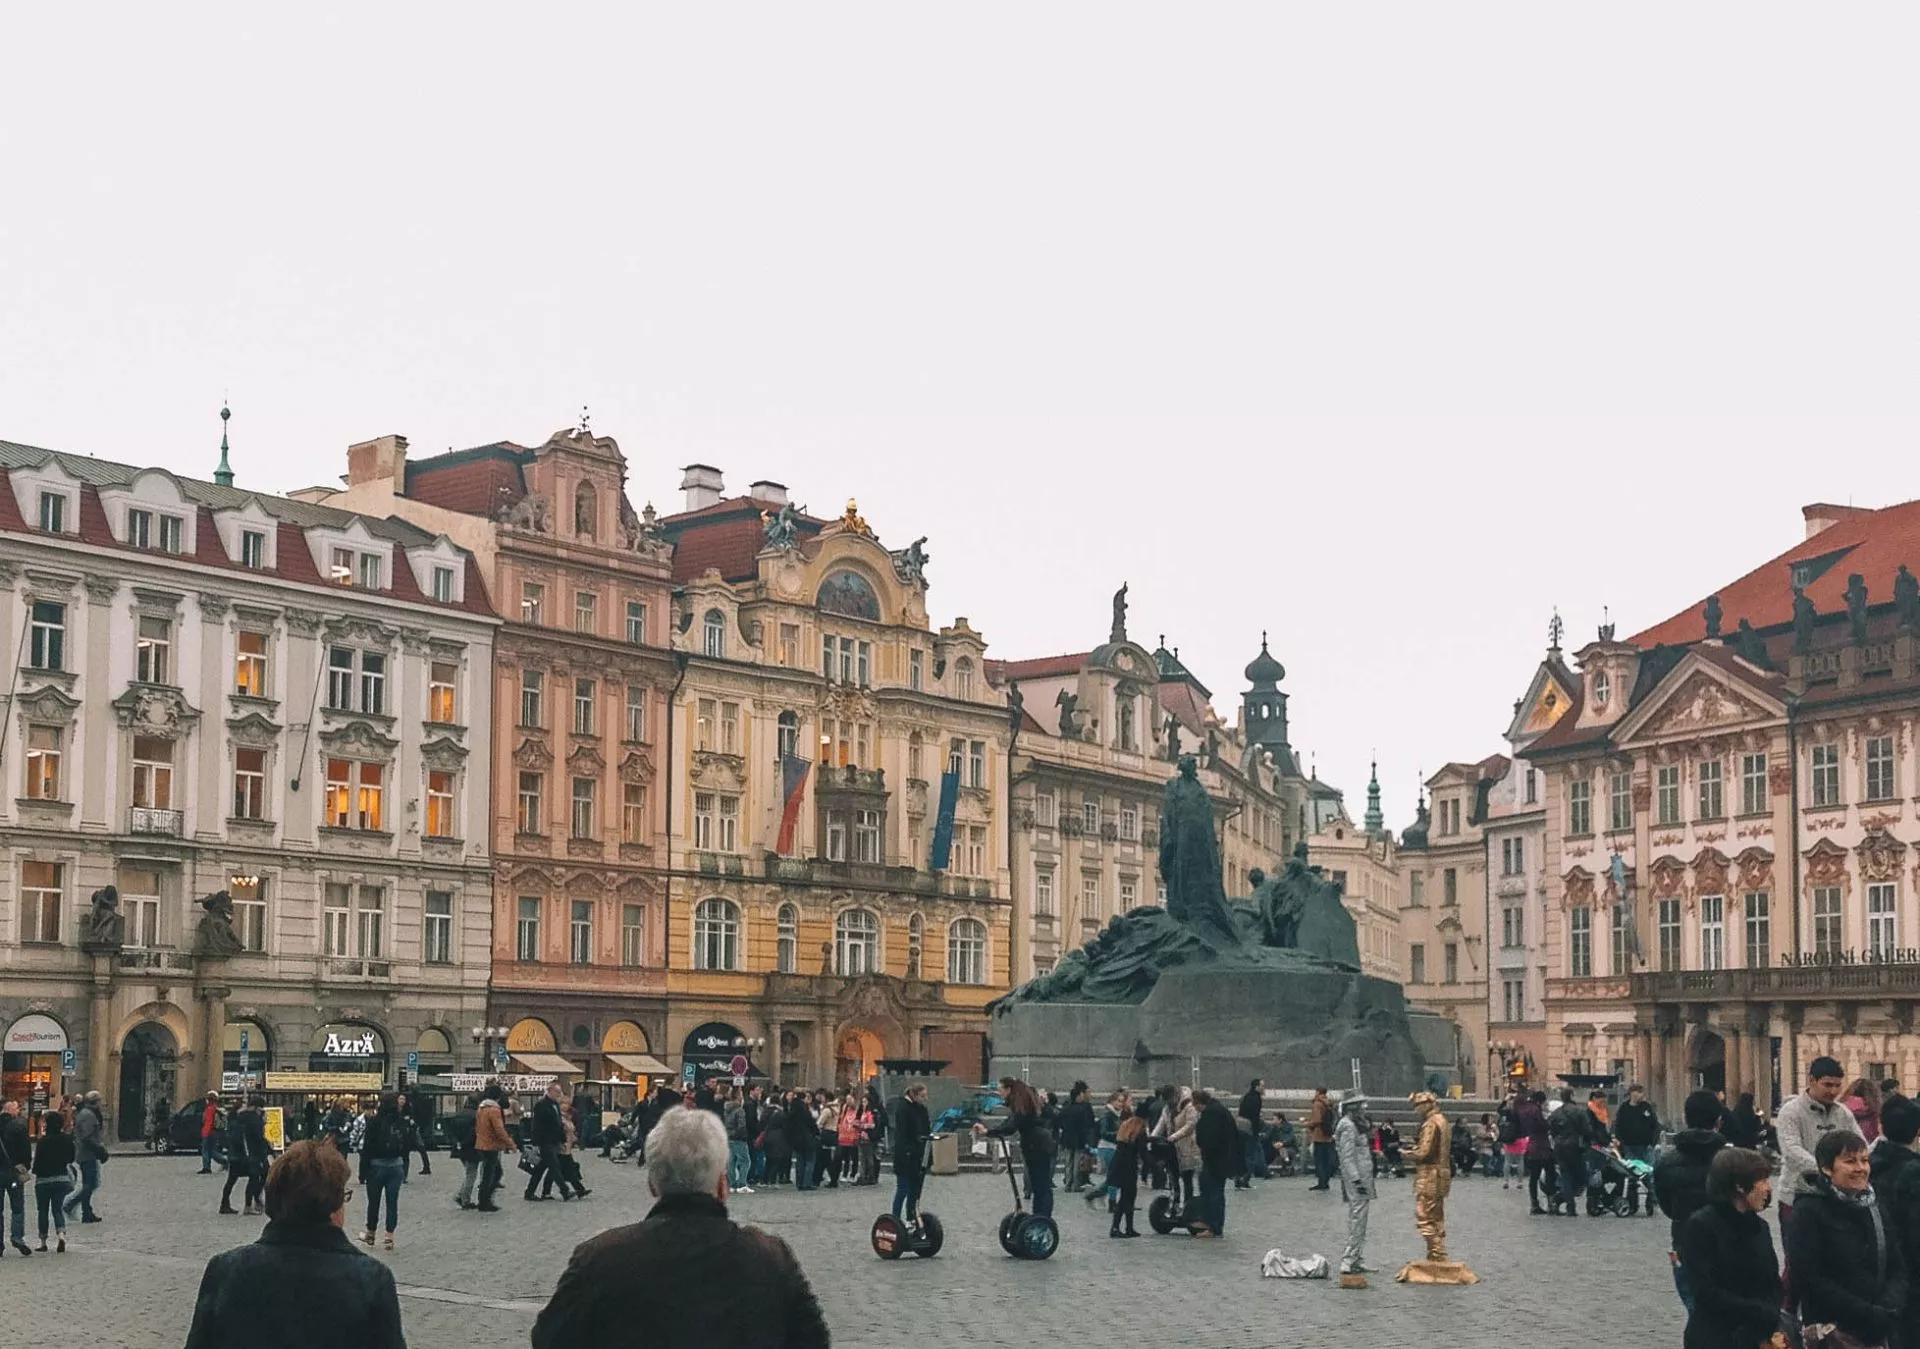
[
  {"x1": 870, "y1": 1136, "x2": 945, "y2": 1260},
  {"x1": 1145, "y1": 1141, "x2": 1206, "y2": 1235},
  {"x1": 994, "y1": 1140, "x2": 1059, "y2": 1260}
]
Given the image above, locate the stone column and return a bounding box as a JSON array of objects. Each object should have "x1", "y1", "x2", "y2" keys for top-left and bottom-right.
[
  {"x1": 87, "y1": 951, "x2": 115, "y2": 1118},
  {"x1": 1636, "y1": 1030, "x2": 1654, "y2": 1091},
  {"x1": 766, "y1": 1019, "x2": 784, "y2": 1084},
  {"x1": 1726, "y1": 1028, "x2": 1744, "y2": 1099},
  {"x1": 1651, "y1": 1027, "x2": 1671, "y2": 1116},
  {"x1": 198, "y1": 980, "x2": 230, "y2": 1099}
]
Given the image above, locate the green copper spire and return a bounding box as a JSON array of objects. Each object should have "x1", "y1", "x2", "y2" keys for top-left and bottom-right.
[
  {"x1": 1363, "y1": 756, "x2": 1384, "y2": 835},
  {"x1": 213, "y1": 403, "x2": 234, "y2": 487}
]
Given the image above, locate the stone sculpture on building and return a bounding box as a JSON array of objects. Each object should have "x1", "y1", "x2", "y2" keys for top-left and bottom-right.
[
  {"x1": 193, "y1": 890, "x2": 245, "y2": 958},
  {"x1": 81, "y1": 886, "x2": 124, "y2": 952}
]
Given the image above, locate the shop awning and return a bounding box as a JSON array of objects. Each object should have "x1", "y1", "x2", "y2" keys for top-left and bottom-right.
[
  {"x1": 511, "y1": 1053, "x2": 585, "y2": 1076},
  {"x1": 605, "y1": 1053, "x2": 673, "y2": 1076}
]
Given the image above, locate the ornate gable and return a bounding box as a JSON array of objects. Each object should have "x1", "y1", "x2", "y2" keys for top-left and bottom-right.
[
  {"x1": 421, "y1": 735, "x2": 468, "y2": 771},
  {"x1": 315, "y1": 719, "x2": 398, "y2": 760},
  {"x1": 226, "y1": 711, "x2": 282, "y2": 749},
  {"x1": 1619, "y1": 663, "x2": 1780, "y2": 745},
  {"x1": 112, "y1": 685, "x2": 202, "y2": 734},
  {"x1": 513, "y1": 737, "x2": 554, "y2": 771},
  {"x1": 14, "y1": 684, "x2": 80, "y2": 725}
]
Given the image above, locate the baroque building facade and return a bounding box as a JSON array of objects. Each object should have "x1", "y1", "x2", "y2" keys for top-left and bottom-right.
[
  {"x1": 654, "y1": 472, "x2": 1011, "y2": 1087},
  {"x1": 1307, "y1": 769, "x2": 1405, "y2": 983},
  {"x1": 0, "y1": 432, "x2": 496, "y2": 1137},
  {"x1": 321, "y1": 427, "x2": 679, "y2": 1084},
  {"x1": 1528, "y1": 499, "x2": 1920, "y2": 1112}
]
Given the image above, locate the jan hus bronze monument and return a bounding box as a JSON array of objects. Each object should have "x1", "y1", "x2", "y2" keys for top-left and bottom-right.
[{"x1": 989, "y1": 756, "x2": 1421, "y2": 1092}]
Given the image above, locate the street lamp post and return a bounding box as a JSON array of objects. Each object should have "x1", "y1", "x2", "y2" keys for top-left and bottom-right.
[{"x1": 470, "y1": 1025, "x2": 511, "y2": 1074}]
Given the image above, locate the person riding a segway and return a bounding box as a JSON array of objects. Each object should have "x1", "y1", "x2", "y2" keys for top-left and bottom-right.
[
  {"x1": 975, "y1": 1078, "x2": 1060, "y2": 1259},
  {"x1": 871, "y1": 1082, "x2": 944, "y2": 1259}
]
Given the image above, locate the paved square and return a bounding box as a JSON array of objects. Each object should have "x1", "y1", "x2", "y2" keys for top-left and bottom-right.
[{"x1": 6, "y1": 1156, "x2": 1687, "y2": 1347}]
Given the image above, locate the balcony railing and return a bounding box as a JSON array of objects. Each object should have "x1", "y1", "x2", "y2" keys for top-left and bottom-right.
[
  {"x1": 128, "y1": 806, "x2": 183, "y2": 837},
  {"x1": 324, "y1": 958, "x2": 392, "y2": 979},
  {"x1": 1634, "y1": 963, "x2": 1920, "y2": 1002}
]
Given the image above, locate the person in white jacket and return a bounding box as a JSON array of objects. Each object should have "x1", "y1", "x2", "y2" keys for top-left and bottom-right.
[
  {"x1": 1776, "y1": 1055, "x2": 1859, "y2": 1215},
  {"x1": 1333, "y1": 1095, "x2": 1373, "y2": 1275}
]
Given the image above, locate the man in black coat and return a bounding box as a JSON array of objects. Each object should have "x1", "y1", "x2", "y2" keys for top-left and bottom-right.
[
  {"x1": 1192, "y1": 1089, "x2": 1240, "y2": 1238},
  {"x1": 1546, "y1": 1089, "x2": 1592, "y2": 1216},
  {"x1": 1057, "y1": 1083, "x2": 1097, "y2": 1192},
  {"x1": 1870, "y1": 1097, "x2": 1920, "y2": 1349},
  {"x1": 890, "y1": 1083, "x2": 933, "y2": 1226},
  {"x1": 0, "y1": 1101, "x2": 30, "y2": 1254},
  {"x1": 1237, "y1": 1078, "x2": 1266, "y2": 1186},
  {"x1": 1656, "y1": 1090, "x2": 1730, "y2": 1312},
  {"x1": 524, "y1": 1082, "x2": 568, "y2": 1202},
  {"x1": 1613, "y1": 1084, "x2": 1661, "y2": 1216},
  {"x1": 533, "y1": 1108, "x2": 828, "y2": 1349}
]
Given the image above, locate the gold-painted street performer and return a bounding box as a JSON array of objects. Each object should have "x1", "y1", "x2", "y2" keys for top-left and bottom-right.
[{"x1": 1396, "y1": 1091, "x2": 1478, "y2": 1284}]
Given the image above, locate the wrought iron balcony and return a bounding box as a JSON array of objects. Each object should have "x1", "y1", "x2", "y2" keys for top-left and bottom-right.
[
  {"x1": 1634, "y1": 962, "x2": 1920, "y2": 1002},
  {"x1": 128, "y1": 806, "x2": 183, "y2": 837}
]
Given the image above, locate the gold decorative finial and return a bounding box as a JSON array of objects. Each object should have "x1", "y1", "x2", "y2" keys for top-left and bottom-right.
[{"x1": 837, "y1": 498, "x2": 873, "y2": 538}]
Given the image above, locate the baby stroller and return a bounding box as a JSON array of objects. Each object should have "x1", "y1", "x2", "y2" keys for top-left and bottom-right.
[{"x1": 1585, "y1": 1146, "x2": 1651, "y2": 1217}]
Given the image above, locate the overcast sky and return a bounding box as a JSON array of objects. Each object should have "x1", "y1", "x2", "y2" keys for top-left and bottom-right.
[{"x1": 5, "y1": 5, "x2": 1916, "y2": 829}]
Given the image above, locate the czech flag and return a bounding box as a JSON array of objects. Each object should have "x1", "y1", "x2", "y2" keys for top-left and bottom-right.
[{"x1": 775, "y1": 753, "x2": 812, "y2": 855}]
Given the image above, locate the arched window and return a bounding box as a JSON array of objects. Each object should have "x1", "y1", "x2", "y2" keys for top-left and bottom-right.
[
  {"x1": 703, "y1": 609, "x2": 726, "y2": 659},
  {"x1": 948, "y1": 918, "x2": 987, "y2": 985},
  {"x1": 777, "y1": 710, "x2": 799, "y2": 761},
  {"x1": 907, "y1": 912, "x2": 924, "y2": 979},
  {"x1": 776, "y1": 903, "x2": 799, "y2": 973},
  {"x1": 952, "y1": 657, "x2": 974, "y2": 700},
  {"x1": 574, "y1": 481, "x2": 598, "y2": 540},
  {"x1": 835, "y1": 908, "x2": 879, "y2": 976},
  {"x1": 693, "y1": 898, "x2": 740, "y2": 971},
  {"x1": 1117, "y1": 692, "x2": 1137, "y2": 751}
]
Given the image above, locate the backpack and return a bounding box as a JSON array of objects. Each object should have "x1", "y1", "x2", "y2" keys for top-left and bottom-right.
[
  {"x1": 1547, "y1": 1105, "x2": 1585, "y2": 1147},
  {"x1": 1497, "y1": 1111, "x2": 1522, "y2": 1146}
]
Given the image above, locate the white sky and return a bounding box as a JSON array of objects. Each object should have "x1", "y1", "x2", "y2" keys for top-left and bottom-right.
[{"x1": 4, "y1": 5, "x2": 1916, "y2": 828}]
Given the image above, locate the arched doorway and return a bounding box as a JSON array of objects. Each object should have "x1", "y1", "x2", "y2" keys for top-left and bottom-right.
[
  {"x1": 224, "y1": 1019, "x2": 271, "y2": 1088},
  {"x1": 119, "y1": 1023, "x2": 178, "y2": 1142},
  {"x1": 1689, "y1": 1028, "x2": 1726, "y2": 1095},
  {"x1": 835, "y1": 1026, "x2": 884, "y2": 1088}
]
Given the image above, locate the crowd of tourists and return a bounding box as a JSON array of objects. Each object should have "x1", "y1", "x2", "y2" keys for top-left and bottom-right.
[{"x1": 0, "y1": 1090, "x2": 108, "y2": 1256}]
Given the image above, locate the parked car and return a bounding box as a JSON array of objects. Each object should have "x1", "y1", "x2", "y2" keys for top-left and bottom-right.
[{"x1": 166, "y1": 1104, "x2": 226, "y2": 1161}]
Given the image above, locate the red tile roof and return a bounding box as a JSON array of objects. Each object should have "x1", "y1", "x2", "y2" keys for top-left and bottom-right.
[
  {"x1": 988, "y1": 653, "x2": 1090, "y2": 682},
  {"x1": 1157, "y1": 680, "x2": 1214, "y2": 736},
  {"x1": 403, "y1": 443, "x2": 530, "y2": 517},
  {"x1": 660, "y1": 497, "x2": 827, "y2": 584},
  {"x1": 1631, "y1": 497, "x2": 1920, "y2": 647}
]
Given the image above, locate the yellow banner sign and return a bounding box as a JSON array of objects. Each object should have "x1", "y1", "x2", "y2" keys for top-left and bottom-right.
[
  {"x1": 264, "y1": 1072, "x2": 384, "y2": 1093},
  {"x1": 262, "y1": 1107, "x2": 285, "y2": 1151}
]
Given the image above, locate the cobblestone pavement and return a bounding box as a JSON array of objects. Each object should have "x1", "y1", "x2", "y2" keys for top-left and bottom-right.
[{"x1": 6, "y1": 1156, "x2": 1688, "y2": 1348}]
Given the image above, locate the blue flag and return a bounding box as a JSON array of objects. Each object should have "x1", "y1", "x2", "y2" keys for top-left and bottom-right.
[{"x1": 929, "y1": 769, "x2": 961, "y2": 871}]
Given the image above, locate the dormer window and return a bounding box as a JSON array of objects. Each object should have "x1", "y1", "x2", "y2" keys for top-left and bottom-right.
[
  {"x1": 1594, "y1": 671, "x2": 1611, "y2": 707},
  {"x1": 159, "y1": 515, "x2": 182, "y2": 554},
  {"x1": 330, "y1": 547, "x2": 383, "y2": 588},
  {"x1": 37, "y1": 491, "x2": 66, "y2": 533},
  {"x1": 240, "y1": 530, "x2": 266, "y2": 569},
  {"x1": 127, "y1": 509, "x2": 183, "y2": 554},
  {"x1": 431, "y1": 566, "x2": 455, "y2": 603},
  {"x1": 128, "y1": 509, "x2": 152, "y2": 548}
]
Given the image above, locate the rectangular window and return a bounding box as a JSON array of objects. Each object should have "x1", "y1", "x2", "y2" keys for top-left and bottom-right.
[
  {"x1": 234, "y1": 884, "x2": 266, "y2": 953},
  {"x1": 356, "y1": 885, "x2": 384, "y2": 958},
  {"x1": 777, "y1": 621, "x2": 797, "y2": 666},
  {"x1": 428, "y1": 662, "x2": 458, "y2": 724},
  {"x1": 521, "y1": 582, "x2": 544, "y2": 625},
  {"x1": 1082, "y1": 874, "x2": 1101, "y2": 919},
  {"x1": 1120, "y1": 877, "x2": 1138, "y2": 910},
  {"x1": 28, "y1": 601, "x2": 64, "y2": 671},
  {"x1": 360, "y1": 652, "x2": 385, "y2": 715},
  {"x1": 20, "y1": 860, "x2": 61, "y2": 943},
  {"x1": 25, "y1": 725, "x2": 61, "y2": 801},
  {"x1": 324, "y1": 884, "x2": 351, "y2": 956},
  {"x1": 1658, "y1": 898, "x2": 1683, "y2": 972},
  {"x1": 1812, "y1": 743, "x2": 1841, "y2": 808},
  {"x1": 432, "y1": 566, "x2": 455, "y2": 603},
  {"x1": 426, "y1": 770, "x2": 455, "y2": 838},
  {"x1": 719, "y1": 794, "x2": 741, "y2": 852},
  {"x1": 325, "y1": 758, "x2": 383, "y2": 830},
  {"x1": 627, "y1": 602, "x2": 649, "y2": 645},
  {"x1": 1744, "y1": 892, "x2": 1771, "y2": 969},
  {"x1": 1656, "y1": 765, "x2": 1681, "y2": 826},
  {"x1": 1569, "y1": 905, "x2": 1592, "y2": 976},
  {"x1": 693, "y1": 792, "x2": 715, "y2": 851},
  {"x1": 574, "y1": 590, "x2": 597, "y2": 634},
  {"x1": 857, "y1": 641, "x2": 872, "y2": 687},
  {"x1": 1409, "y1": 872, "x2": 1424, "y2": 906},
  {"x1": 1443, "y1": 867, "x2": 1458, "y2": 905},
  {"x1": 1742, "y1": 752, "x2": 1769, "y2": 816},
  {"x1": 573, "y1": 678, "x2": 596, "y2": 736},
  {"x1": 520, "y1": 670, "x2": 543, "y2": 728},
  {"x1": 853, "y1": 807, "x2": 880, "y2": 863},
  {"x1": 1503, "y1": 978, "x2": 1525, "y2": 1023},
  {"x1": 1409, "y1": 944, "x2": 1427, "y2": 984},
  {"x1": 358, "y1": 553, "x2": 382, "y2": 589},
  {"x1": 424, "y1": 891, "x2": 453, "y2": 964},
  {"x1": 327, "y1": 647, "x2": 355, "y2": 711},
  {"x1": 1083, "y1": 800, "x2": 1101, "y2": 833},
  {"x1": 1443, "y1": 942, "x2": 1459, "y2": 984},
  {"x1": 516, "y1": 897, "x2": 541, "y2": 962},
  {"x1": 623, "y1": 783, "x2": 647, "y2": 843},
  {"x1": 909, "y1": 649, "x2": 924, "y2": 690},
  {"x1": 1700, "y1": 894, "x2": 1725, "y2": 971},
  {"x1": 703, "y1": 614, "x2": 725, "y2": 658},
  {"x1": 1035, "y1": 867, "x2": 1055, "y2": 916},
  {"x1": 625, "y1": 685, "x2": 646, "y2": 742},
  {"x1": 136, "y1": 615, "x2": 171, "y2": 684},
  {"x1": 1502, "y1": 904, "x2": 1523, "y2": 948},
  {"x1": 331, "y1": 549, "x2": 356, "y2": 585},
  {"x1": 824, "y1": 808, "x2": 847, "y2": 861},
  {"x1": 1611, "y1": 904, "x2": 1631, "y2": 975},
  {"x1": 517, "y1": 772, "x2": 543, "y2": 834},
  {"x1": 1120, "y1": 805, "x2": 1139, "y2": 842},
  {"x1": 970, "y1": 825, "x2": 988, "y2": 876},
  {"x1": 37, "y1": 491, "x2": 65, "y2": 533},
  {"x1": 127, "y1": 508, "x2": 152, "y2": 548},
  {"x1": 621, "y1": 904, "x2": 645, "y2": 967},
  {"x1": 158, "y1": 514, "x2": 183, "y2": 554},
  {"x1": 131, "y1": 735, "x2": 174, "y2": 809},
  {"x1": 1867, "y1": 736, "x2": 1897, "y2": 803},
  {"x1": 1609, "y1": 772, "x2": 1633, "y2": 833},
  {"x1": 696, "y1": 698, "x2": 715, "y2": 752},
  {"x1": 570, "y1": 778, "x2": 597, "y2": 839},
  {"x1": 721, "y1": 702, "x2": 741, "y2": 755},
  {"x1": 232, "y1": 747, "x2": 267, "y2": 819},
  {"x1": 570, "y1": 900, "x2": 594, "y2": 964},
  {"x1": 240, "y1": 529, "x2": 266, "y2": 569},
  {"x1": 1035, "y1": 791, "x2": 1056, "y2": 828},
  {"x1": 968, "y1": 741, "x2": 985, "y2": 789},
  {"x1": 235, "y1": 631, "x2": 268, "y2": 697},
  {"x1": 1567, "y1": 779, "x2": 1591, "y2": 835},
  {"x1": 1869, "y1": 882, "x2": 1898, "y2": 959},
  {"x1": 1698, "y1": 759, "x2": 1724, "y2": 821}
]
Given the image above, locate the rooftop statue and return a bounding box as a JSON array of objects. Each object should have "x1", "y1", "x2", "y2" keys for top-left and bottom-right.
[{"x1": 994, "y1": 763, "x2": 1361, "y2": 1009}]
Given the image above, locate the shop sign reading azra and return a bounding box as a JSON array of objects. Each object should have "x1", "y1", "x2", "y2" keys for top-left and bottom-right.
[{"x1": 322, "y1": 1031, "x2": 380, "y2": 1056}]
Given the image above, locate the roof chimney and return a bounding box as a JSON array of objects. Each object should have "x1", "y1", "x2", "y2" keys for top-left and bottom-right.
[
  {"x1": 347, "y1": 434, "x2": 409, "y2": 488},
  {"x1": 1803, "y1": 502, "x2": 1868, "y2": 539},
  {"x1": 681, "y1": 464, "x2": 725, "y2": 512},
  {"x1": 747, "y1": 480, "x2": 788, "y2": 509}
]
